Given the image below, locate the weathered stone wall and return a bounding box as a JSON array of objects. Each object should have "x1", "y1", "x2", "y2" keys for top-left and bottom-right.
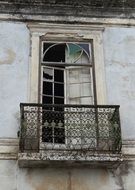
[
  {"x1": 0, "y1": 0, "x2": 135, "y2": 18},
  {"x1": 1, "y1": 0, "x2": 135, "y2": 8}
]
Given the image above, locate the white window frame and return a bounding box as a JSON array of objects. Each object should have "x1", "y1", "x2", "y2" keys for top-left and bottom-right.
[{"x1": 28, "y1": 23, "x2": 106, "y2": 105}]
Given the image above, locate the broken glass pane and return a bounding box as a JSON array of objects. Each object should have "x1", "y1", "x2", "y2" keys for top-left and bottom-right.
[
  {"x1": 43, "y1": 43, "x2": 65, "y2": 62},
  {"x1": 43, "y1": 68, "x2": 53, "y2": 81},
  {"x1": 42, "y1": 42, "x2": 91, "y2": 64}
]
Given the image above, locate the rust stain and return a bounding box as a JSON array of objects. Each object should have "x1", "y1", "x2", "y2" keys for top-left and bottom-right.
[
  {"x1": 26, "y1": 169, "x2": 68, "y2": 190},
  {"x1": 100, "y1": 169, "x2": 108, "y2": 185},
  {"x1": 26, "y1": 168, "x2": 109, "y2": 190},
  {"x1": 0, "y1": 49, "x2": 16, "y2": 65},
  {"x1": 68, "y1": 171, "x2": 71, "y2": 190},
  {"x1": 71, "y1": 169, "x2": 109, "y2": 190},
  {"x1": 71, "y1": 178, "x2": 90, "y2": 190}
]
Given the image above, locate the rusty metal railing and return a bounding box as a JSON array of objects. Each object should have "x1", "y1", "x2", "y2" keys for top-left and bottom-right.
[{"x1": 19, "y1": 103, "x2": 122, "y2": 155}]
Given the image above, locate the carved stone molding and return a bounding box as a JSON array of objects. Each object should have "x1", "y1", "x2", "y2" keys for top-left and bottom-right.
[
  {"x1": 122, "y1": 140, "x2": 135, "y2": 160},
  {"x1": 0, "y1": 138, "x2": 18, "y2": 160}
]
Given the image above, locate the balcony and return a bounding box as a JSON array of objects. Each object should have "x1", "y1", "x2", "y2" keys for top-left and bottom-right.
[{"x1": 18, "y1": 103, "x2": 123, "y2": 168}]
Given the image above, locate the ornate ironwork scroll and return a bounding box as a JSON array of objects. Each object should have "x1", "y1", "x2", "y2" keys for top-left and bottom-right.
[{"x1": 19, "y1": 103, "x2": 122, "y2": 155}]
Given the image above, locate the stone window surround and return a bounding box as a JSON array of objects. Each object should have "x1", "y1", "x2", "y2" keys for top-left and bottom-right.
[{"x1": 27, "y1": 23, "x2": 106, "y2": 105}]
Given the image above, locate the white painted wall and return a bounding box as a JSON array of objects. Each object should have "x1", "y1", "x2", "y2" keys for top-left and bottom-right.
[
  {"x1": 0, "y1": 160, "x2": 135, "y2": 190},
  {"x1": 103, "y1": 27, "x2": 135, "y2": 139},
  {"x1": 0, "y1": 22, "x2": 135, "y2": 190},
  {"x1": 0, "y1": 23, "x2": 135, "y2": 140},
  {"x1": 0, "y1": 22, "x2": 29, "y2": 138}
]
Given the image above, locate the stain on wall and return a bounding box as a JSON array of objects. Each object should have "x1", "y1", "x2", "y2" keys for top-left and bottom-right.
[
  {"x1": 110, "y1": 162, "x2": 135, "y2": 190},
  {"x1": 0, "y1": 160, "x2": 17, "y2": 190},
  {"x1": 18, "y1": 168, "x2": 118, "y2": 190},
  {"x1": 0, "y1": 48, "x2": 16, "y2": 65},
  {"x1": 26, "y1": 168, "x2": 69, "y2": 190}
]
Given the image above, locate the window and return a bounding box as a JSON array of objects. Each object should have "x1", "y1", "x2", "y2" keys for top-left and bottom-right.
[
  {"x1": 41, "y1": 42, "x2": 94, "y2": 104},
  {"x1": 40, "y1": 42, "x2": 94, "y2": 144},
  {"x1": 28, "y1": 23, "x2": 106, "y2": 147}
]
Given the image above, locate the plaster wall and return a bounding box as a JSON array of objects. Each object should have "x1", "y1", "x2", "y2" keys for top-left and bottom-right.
[
  {"x1": 0, "y1": 22, "x2": 135, "y2": 140},
  {"x1": 0, "y1": 22, "x2": 135, "y2": 190},
  {"x1": 0, "y1": 22, "x2": 29, "y2": 137},
  {"x1": 103, "y1": 27, "x2": 135, "y2": 139},
  {"x1": 0, "y1": 160, "x2": 135, "y2": 190}
]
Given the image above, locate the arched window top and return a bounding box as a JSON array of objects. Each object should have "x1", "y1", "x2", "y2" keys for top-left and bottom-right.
[{"x1": 42, "y1": 42, "x2": 91, "y2": 64}]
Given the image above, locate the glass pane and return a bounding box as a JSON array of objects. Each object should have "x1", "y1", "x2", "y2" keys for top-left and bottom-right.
[
  {"x1": 43, "y1": 82, "x2": 52, "y2": 95},
  {"x1": 75, "y1": 51, "x2": 89, "y2": 64},
  {"x1": 68, "y1": 43, "x2": 82, "y2": 55},
  {"x1": 79, "y1": 43, "x2": 90, "y2": 57},
  {"x1": 54, "y1": 97, "x2": 64, "y2": 104},
  {"x1": 80, "y1": 68, "x2": 91, "y2": 83},
  {"x1": 43, "y1": 43, "x2": 65, "y2": 62},
  {"x1": 81, "y1": 97, "x2": 93, "y2": 104},
  {"x1": 54, "y1": 83, "x2": 64, "y2": 97},
  {"x1": 68, "y1": 69, "x2": 80, "y2": 84},
  {"x1": 54, "y1": 98, "x2": 64, "y2": 111},
  {"x1": 69, "y1": 83, "x2": 92, "y2": 98},
  {"x1": 66, "y1": 43, "x2": 90, "y2": 64},
  {"x1": 54, "y1": 69, "x2": 64, "y2": 82},
  {"x1": 80, "y1": 83, "x2": 92, "y2": 96},
  {"x1": 68, "y1": 68, "x2": 91, "y2": 84},
  {"x1": 42, "y1": 96, "x2": 52, "y2": 104},
  {"x1": 43, "y1": 68, "x2": 53, "y2": 81},
  {"x1": 69, "y1": 84, "x2": 80, "y2": 98},
  {"x1": 69, "y1": 98, "x2": 80, "y2": 105}
]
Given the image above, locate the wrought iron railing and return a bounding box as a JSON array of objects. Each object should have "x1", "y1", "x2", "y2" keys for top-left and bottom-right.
[{"x1": 19, "y1": 103, "x2": 122, "y2": 154}]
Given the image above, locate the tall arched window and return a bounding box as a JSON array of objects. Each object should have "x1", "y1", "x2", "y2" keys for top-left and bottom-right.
[
  {"x1": 41, "y1": 42, "x2": 94, "y2": 106},
  {"x1": 40, "y1": 41, "x2": 95, "y2": 144}
]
